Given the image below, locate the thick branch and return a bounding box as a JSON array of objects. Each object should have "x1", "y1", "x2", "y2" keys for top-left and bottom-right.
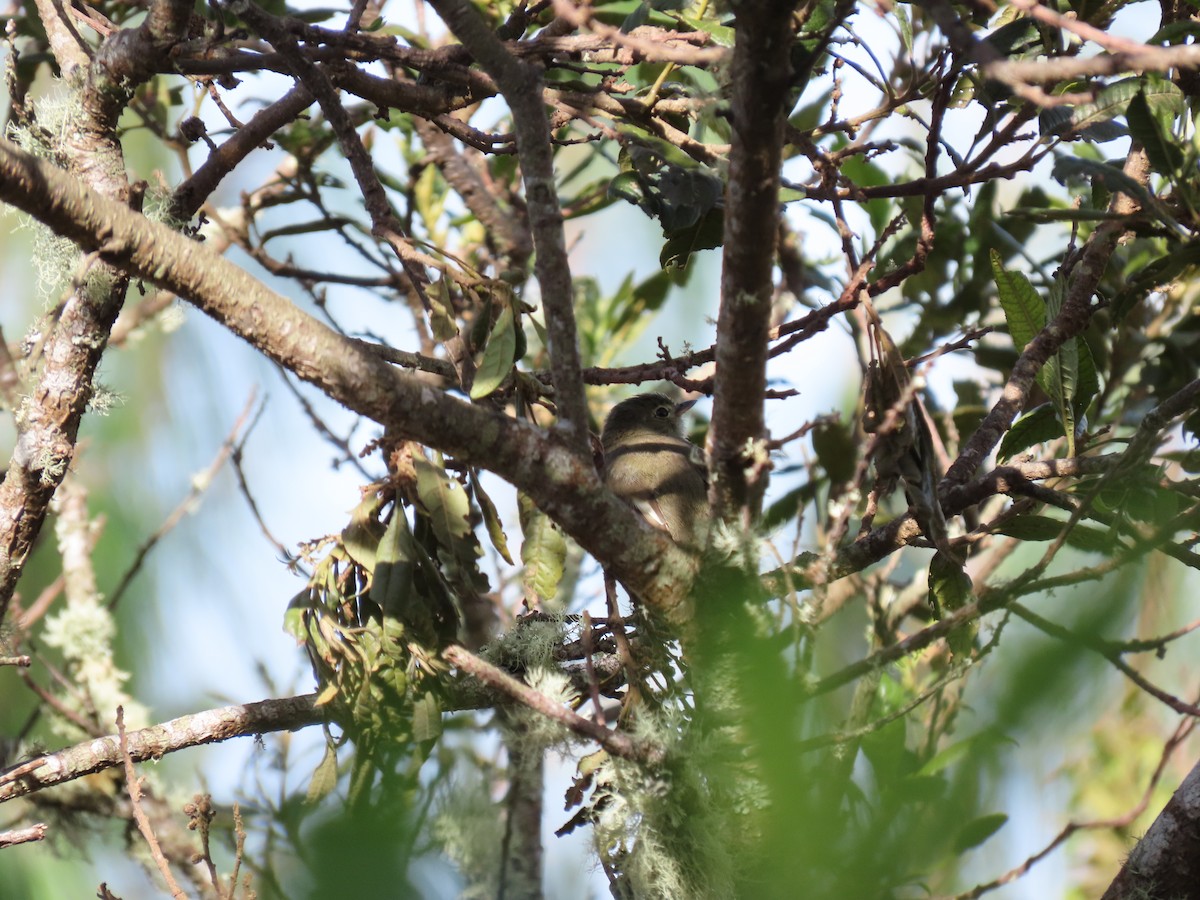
[
  {"x1": 0, "y1": 140, "x2": 698, "y2": 624},
  {"x1": 0, "y1": 694, "x2": 322, "y2": 803},
  {"x1": 710, "y1": 0, "x2": 798, "y2": 525},
  {"x1": 0, "y1": 0, "x2": 193, "y2": 621},
  {"x1": 1103, "y1": 758, "x2": 1200, "y2": 899}
]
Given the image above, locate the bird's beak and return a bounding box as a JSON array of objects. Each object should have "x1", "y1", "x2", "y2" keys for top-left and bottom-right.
[{"x1": 675, "y1": 397, "x2": 699, "y2": 414}]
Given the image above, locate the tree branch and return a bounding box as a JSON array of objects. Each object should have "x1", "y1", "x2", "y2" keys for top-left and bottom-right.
[
  {"x1": 710, "y1": 0, "x2": 799, "y2": 525},
  {"x1": 944, "y1": 146, "x2": 1151, "y2": 487},
  {"x1": 1102, "y1": 756, "x2": 1200, "y2": 899},
  {"x1": 426, "y1": 0, "x2": 590, "y2": 454},
  {"x1": 0, "y1": 694, "x2": 323, "y2": 804},
  {"x1": 0, "y1": 139, "x2": 698, "y2": 624},
  {"x1": 443, "y1": 645, "x2": 661, "y2": 764},
  {"x1": 0, "y1": 0, "x2": 193, "y2": 621},
  {"x1": 169, "y1": 84, "x2": 314, "y2": 222}
]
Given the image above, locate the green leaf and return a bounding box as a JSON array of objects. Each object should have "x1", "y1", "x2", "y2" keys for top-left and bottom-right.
[
  {"x1": 620, "y1": 0, "x2": 650, "y2": 31},
  {"x1": 1112, "y1": 240, "x2": 1200, "y2": 320},
  {"x1": 928, "y1": 551, "x2": 973, "y2": 619},
  {"x1": 1054, "y1": 77, "x2": 1142, "y2": 137},
  {"x1": 953, "y1": 813, "x2": 1009, "y2": 853},
  {"x1": 1141, "y1": 77, "x2": 1185, "y2": 117},
  {"x1": 679, "y1": 12, "x2": 734, "y2": 46},
  {"x1": 472, "y1": 470, "x2": 514, "y2": 564},
  {"x1": 917, "y1": 733, "x2": 1001, "y2": 776},
  {"x1": 998, "y1": 404, "x2": 1061, "y2": 461},
  {"x1": 289, "y1": 6, "x2": 341, "y2": 23},
  {"x1": 984, "y1": 18, "x2": 1039, "y2": 56},
  {"x1": 470, "y1": 303, "x2": 517, "y2": 399},
  {"x1": 1063, "y1": 523, "x2": 1117, "y2": 553},
  {"x1": 428, "y1": 278, "x2": 459, "y2": 342},
  {"x1": 761, "y1": 482, "x2": 817, "y2": 533},
  {"x1": 608, "y1": 169, "x2": 645, "y2": 206},
  {"x1": 660, "y1": 206, "x2": 723, "y2": 269},
  {"x1": 411, "y1": 691, "x2": 443, "y2": 743},
  {"x1": 1051, "y1": 157, "x2": 1174, "y2": 231},
  {"x1": 995, "y1": 515, "x2": 1065, "y2": 541},
  {"x1": 341, "y1": 493, "x2": 385, "y2": 574},
  {"x1": 1126, "y1": 90, "x2": 1183, "y2": 175},
  {"x1": 894, "y1": 2, "x2": 913, "y2": 53},
  {"x1": 315, "y1": 683, "x2": 340, "y2": 706},
  {"x1": 991, "y1": 257, "x2": 1092, "y2": 454},
  {"x1": 372, "y1": 509, "x2": 416, "y2": 619},
  {"x1": 990, "y1": 250, "x2": 1044, "y2": 352},
  {"x1": 283, "y1": 594, "x2": 310, "y2": 641},
  {"x1": 519, "y1": 492, "x2": 567, "y2": 606},
  {"x1": 305, "y1": 742, "x2": 340, "y2": 804},
  {"x1": 840, "y1": 153, "x2": 893, "y2": 235},
  {"x1": 811, "y1": 418, "x2": 857, "y2": 484},
  {"x1": 1042, "y1": 279, "x2": 1083, "y2": 455},
  {"x1": 414, "y1": 454, "x2": 474, "y2": 547},
  {"x1": 1072, "y1": 336, "x2": 1099, "y2": 421},
  {"x1": 413, "y1": 163, "x2": 446, "y2": 236},
  {"x1": 787, "y1": 87, "x2": 832, "y2": 133},
  {"x1": 415, "y1": 453, "x2": 486, "y2": 602},
  {"x1": 609, "y1": 270, "x2": 672, "y2": 340},
  {"x1": 1148, "y1": 19, "x2": 1200, "y2": 44}
]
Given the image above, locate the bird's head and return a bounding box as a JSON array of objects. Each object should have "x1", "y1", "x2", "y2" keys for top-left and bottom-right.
[{"x1": 601, "y1": 393, "x2": 697, "y2": 445}]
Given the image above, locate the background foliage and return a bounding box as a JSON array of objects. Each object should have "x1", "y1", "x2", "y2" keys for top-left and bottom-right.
[{"x1": 2, "y1": 0, "x2": 1200, "y2": 897}]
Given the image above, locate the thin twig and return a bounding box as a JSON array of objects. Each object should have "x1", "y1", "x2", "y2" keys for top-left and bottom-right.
[
  {"x1": 443, "y1": 644, "x2": 659, "y2": 763},
  {"x1": 108, "y1": 391, "x2": 258, "y2": 609},
  {"x1": 117, "y1": 706, "x2": 187, "y2": 899},
  {"x1": 0, "y1": 823, "x2": 47, "y2": 848},
  {"x1": 949, "y1": 712, "x2": 1197, "y2": 899}
]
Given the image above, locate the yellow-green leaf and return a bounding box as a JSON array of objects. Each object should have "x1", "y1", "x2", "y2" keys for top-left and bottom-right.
[
  {"x1": 412, "y1": 691, "x2": 442, "y2": 743},
  {"x1": 414, "y1": 454, "x2": 473, "y2": 545},
  {"x1": 305, "y1": 742, "x2": 340, "y2": 804},
  {"x1": 470, "y1": 304, "x2": 517, "y2": 399},
  {"x1": 473, "y1": 470, "x2": 514, "y2": 564},
  {"x1": 429, "y1": 277, "x2": 458, "y2": 342},
  {"x1": 315, "y1": 683, "x2": 340, "y2": 707},
  {"x1": 341, "y1": 493, "x2": 385, "y2": 574},
  {"x1": 518, "y1": 492, "x2": 566, "y2": 606}
]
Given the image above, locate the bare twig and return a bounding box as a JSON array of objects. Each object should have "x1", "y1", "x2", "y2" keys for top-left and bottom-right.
[
  {"x1": 109, "y1": 392, "x2": 259, "y2": 609},
  {"x1": 117, "y1": 706, "x2": 187, "y2": 899},
  {"x1": 0, "y1": 823, "x2": 47, "y2": 848},
  {"x1": 428, "y1": 0, "x2": 590, "y2": 453},
  {"x1": 443, "y1": 644, "x2": 660, "y2": 763},
  {"x1": 952, "y1": 713, "x2": 1196, "y2": 899}
]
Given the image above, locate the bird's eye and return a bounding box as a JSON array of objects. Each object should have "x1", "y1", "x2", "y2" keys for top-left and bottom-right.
[{"x1": 654, "y1": 406, "x2": 671, "y2": 418}]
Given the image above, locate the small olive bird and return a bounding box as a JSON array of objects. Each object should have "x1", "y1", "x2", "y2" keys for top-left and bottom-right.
[{"x1": 600, "y1": 393, "x2": 709, "y2": 549}]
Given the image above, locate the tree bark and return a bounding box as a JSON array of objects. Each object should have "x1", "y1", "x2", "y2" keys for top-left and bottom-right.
[{"x1": 1103, "y1": 758, "x2": 1200, "y2": 900}]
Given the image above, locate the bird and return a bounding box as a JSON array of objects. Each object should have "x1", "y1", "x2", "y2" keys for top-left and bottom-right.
[{"x1": 600, "y1": 392, "x2": 709, "y2": 550}]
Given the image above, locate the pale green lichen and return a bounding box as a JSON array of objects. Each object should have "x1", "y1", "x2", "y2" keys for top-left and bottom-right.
[
  {"x1": 431, "y1": 774, "x2": 504, "y2": 899},
  {"x1": 8, "y1": 81, "x2": 141, "y2": 304},
  {"x1": 513, "y1": 666, "x2": 580, "y2": 751},
  {"x1": 482, "y1": 613, "x2": 567, "y2": 672},
  {"x1": 591, "y1": 712, "x2": 738, "y2": 900},
  {"x1": 32, "y1": 447, "x2": 68, "y2": 485},
  {"x1": 87, "y1": 384, "x2": 125, "y2": 416},
  {"x1": 43, "y1": 597, "x2": 149, "y2": 740}
]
